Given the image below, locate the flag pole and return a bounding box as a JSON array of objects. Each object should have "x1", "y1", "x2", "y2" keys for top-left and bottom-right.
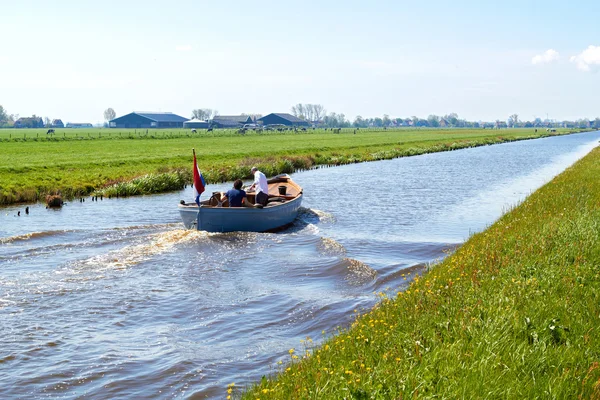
[{"x1": 192, "y1": 148, "x2": 201, "y2": 229}]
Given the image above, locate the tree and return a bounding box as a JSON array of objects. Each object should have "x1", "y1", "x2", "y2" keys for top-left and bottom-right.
[
  {"x1": 304, "y1": 104, "x2": 314, "y2": 122},
  {"x1": 382, "y1": 114, "x2": 391, "y2": 127},
  {"x1": 508, "y1": 114, "x2": 519, "y2": 128},
  {"x1": 312, "y1": 104, "x2": 326, "y2": 122},
  {"x1": 353, "y1": 115, "x2": 364, "y2": 127},
  {"x1": 291, "y1": 103, "x2": 326, "y2": 122},
  {"x1": 192, "y1": 109, "x2": 205, "y2": 120},
  {"x1": 192, "y1": 108, "x2": 217, "y2": 120},
  {"x1": 444, "y1": 113, "x2": 459, "y2": 126},
  {"x1": 427, "y1": 115, "x2": 440, "y2": 127},
  {"x1": 322, "y1": 112, "x2": 349, "y2": 128},
  {"x1": 577, "y1": 119, "x2": 590, "y2": 128},
  {"x1": 241, "y1": 113, "x2": 263, "y2": 121},
  {"x1": 44, "y1": 117, "x2": 51, "y2": 127},
  {"x1": 0, "y1": 105, "x2": 8, "y2": 126},
  {"x1": 291, "y1": 104, "x2": 305, "y2": 119},
  {"x1": 104, "y1": 108, "x2": 116, "y2": 122}
]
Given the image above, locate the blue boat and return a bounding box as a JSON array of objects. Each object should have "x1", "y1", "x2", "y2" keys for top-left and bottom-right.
[{"x1": 178, "y1": 174, "x2": 303, "y2": 232}]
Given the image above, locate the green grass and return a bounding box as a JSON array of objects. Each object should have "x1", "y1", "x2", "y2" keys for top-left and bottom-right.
[
  {"x1": 241, "y1": 146, "x2": 600, "y2": 399},
  {"x1": 0, "y1": 127, "x2": 585, "y2": 205}
]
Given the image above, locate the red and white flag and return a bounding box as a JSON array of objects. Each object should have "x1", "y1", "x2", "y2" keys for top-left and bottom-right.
[{"x1": 193, "y1": 151, "x2": 206, "y2": 205}]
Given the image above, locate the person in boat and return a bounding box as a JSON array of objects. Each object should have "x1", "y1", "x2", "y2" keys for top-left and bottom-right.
[
  {"x1": 220, "y1": 179, "x2": 251, "y2": 207},
  {"x1": 249, "y1": 167, "x2": 269, "y2": 206}
]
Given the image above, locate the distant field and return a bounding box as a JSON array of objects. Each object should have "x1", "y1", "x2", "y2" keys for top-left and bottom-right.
[{"x1": 0, "y1": 127, "x2": 584, "y2": 205}]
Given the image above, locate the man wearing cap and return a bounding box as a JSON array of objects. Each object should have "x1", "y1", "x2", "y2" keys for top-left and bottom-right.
[{"x1": 249, "y1": 167, "x2": 269, "y2": 206}]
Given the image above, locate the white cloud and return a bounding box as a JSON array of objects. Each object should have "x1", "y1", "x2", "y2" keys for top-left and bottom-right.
[
  {"x1": 175, "y1": 45, "x2": 192, "y2": 52},
  {"x1": 531, "y1": 49, "x2": 559, "y2": 65},
  {"x1": 570, "y1": 45, "x2": 600, "y2": 72}
]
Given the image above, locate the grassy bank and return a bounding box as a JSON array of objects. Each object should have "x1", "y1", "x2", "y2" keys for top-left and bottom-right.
[
  {"x1": 241, "y1": 146, "x2": 600, "y2": 398},
  {"x1": 0, "y1": 127, "x2": 584, "y2": 205}
]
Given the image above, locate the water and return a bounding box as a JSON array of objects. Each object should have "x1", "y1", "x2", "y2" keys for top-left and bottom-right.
[{"x1": 1, "y1": 131, "x2": 599, "y2": 399}]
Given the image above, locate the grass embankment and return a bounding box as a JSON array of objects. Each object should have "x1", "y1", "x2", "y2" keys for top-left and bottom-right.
[
  {"x1": 241, "y1": 146, "x2": 600, "y2": 399},
  {"x1": 0, "y1": 127, "x2": 583, "y2": 205}
]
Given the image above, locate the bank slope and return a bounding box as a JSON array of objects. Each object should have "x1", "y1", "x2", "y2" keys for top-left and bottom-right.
[{"x1": 242, "y1": 146, "x2": 600, "y2": 399}]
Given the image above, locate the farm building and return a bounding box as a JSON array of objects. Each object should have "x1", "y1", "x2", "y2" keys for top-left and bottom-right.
[
  {"x1": 51, "y1": 119, "x2": 65, "y2": 128},
  {"x1": 210, "y1": 115, "x2": 253, "y2": 128},
  {"x1": 258, "y1": 113, "x2": 309, "y2": 127},
  {"x1": 109, "y1": 112, "x2": 189, "y2": 129},
  {"x1": 66, "y1": 123, "x2": 93, "y2": 128},
  {"x1": 183, "y1": 119, "x2": 209, "y2": 129},
  {"x1": 14, "y1": 117, "x2": 44, "y2": 128}
]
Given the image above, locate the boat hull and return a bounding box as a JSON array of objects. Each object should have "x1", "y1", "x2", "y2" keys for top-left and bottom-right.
[{"x1": 179, "y1": 194, "x2": 303, "y2": 233}]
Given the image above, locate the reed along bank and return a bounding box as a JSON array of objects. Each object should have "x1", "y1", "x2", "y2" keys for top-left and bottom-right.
[{"x1": 242, "y1": 145, "x2": 600, "y2": 398}]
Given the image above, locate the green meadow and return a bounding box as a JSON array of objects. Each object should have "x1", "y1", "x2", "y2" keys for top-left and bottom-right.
[
  {"x1": 0, "y1": 127, "x2": 584, "y2": 205},
  {"x1": 241, "y1": 145, "x2": 600, "y2": 399}
]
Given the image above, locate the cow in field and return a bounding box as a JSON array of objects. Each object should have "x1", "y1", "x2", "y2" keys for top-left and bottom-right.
[
  {"x1": 191, "y1": 129, "x2": 197, "y2": 133},
  {"x1": 46, "y1": 129, "x2": 55, "y2": 135}
]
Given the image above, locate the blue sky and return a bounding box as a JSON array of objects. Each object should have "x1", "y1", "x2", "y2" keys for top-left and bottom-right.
[{"x1": 1, "y1": 0, "x2": 599, "y2": 123}]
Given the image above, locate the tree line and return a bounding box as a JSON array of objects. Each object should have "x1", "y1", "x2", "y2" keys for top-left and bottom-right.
[{"x1": 290, "y1": 104, "x2": 600, "y2": 129}]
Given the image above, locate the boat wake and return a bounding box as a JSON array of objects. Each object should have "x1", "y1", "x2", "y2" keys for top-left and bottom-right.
[
  {"x1": 1, "y1": 230, "x2": 73, "y2": 244},
  {"x1": 284, "y1": 207, "x2": 336, "y2": 234},
  {"x1": 297, "y1": 207, "x2": 335, "y2": 224},
  {"x1": 343, "y1": 257, "x2": 378, "y2": 286},
  {"x1": 71, "y1": 229, "x2": 209, "y2": 270},
  {"x1": 317, "y1": 237, "x2": 347, "y2": 256}
]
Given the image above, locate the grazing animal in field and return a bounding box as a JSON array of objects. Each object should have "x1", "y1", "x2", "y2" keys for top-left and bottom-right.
[
  {"x1": 207, "y1": 128, "x2": 213, "y2": 132},
  {"x1": 301, "y1": 127, "x2": 306, "y2": 131},
  {"x1": 191, "y1": 129, "x2": 197, "y2": 133},
  {"x1": 550, "y1": 128, "x2": 556, "y2": 132},
  {"x1": 46, "y1": 129, "x2": 55, "y2": 134}
]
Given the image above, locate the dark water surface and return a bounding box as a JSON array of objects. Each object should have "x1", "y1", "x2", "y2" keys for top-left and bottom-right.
[{"x1": 1, "y1": 131, "x2": 599, "y2": 398}]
